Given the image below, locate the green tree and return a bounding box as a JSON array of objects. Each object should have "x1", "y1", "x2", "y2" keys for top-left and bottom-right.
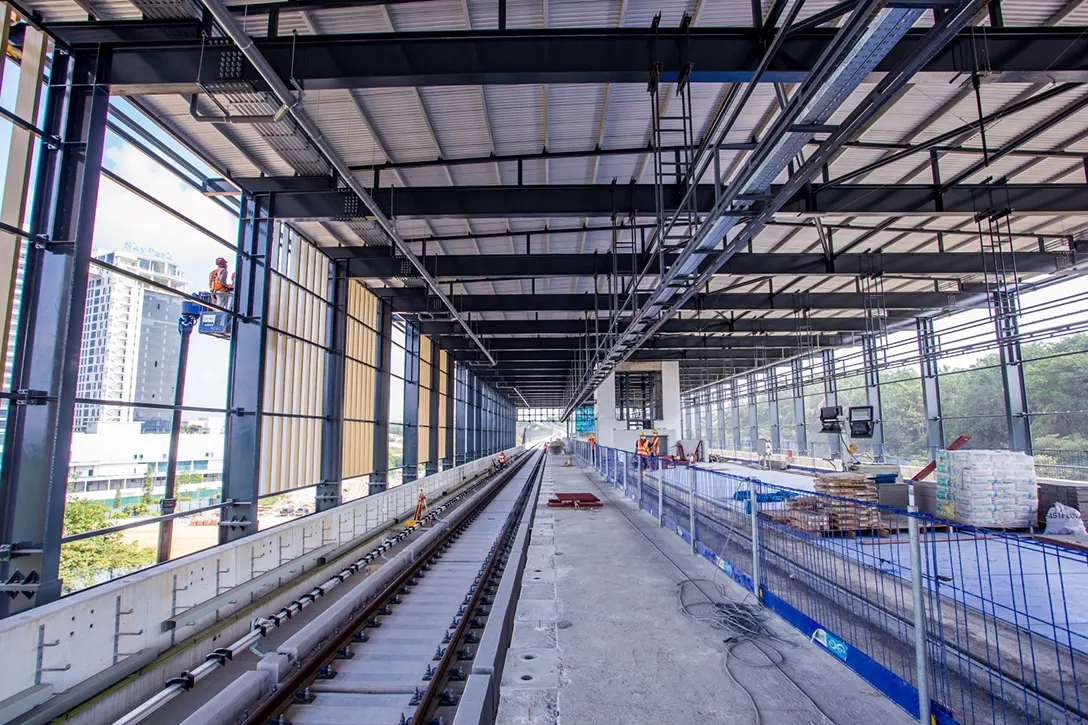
[
  {"x1": 60, "y1": 499, "x2": 155, "y2": 593},
  {"x1": 112, "y1": 486, "x2": 123, "y2": 511}
]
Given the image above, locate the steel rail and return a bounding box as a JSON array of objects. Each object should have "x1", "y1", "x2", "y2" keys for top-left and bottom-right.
[
  {"x1": 411, "y1": 450, "x2": 545, "y2": 724},
  {"x1": 244, "y1": 451, "x2": 542, "y2": 724}
]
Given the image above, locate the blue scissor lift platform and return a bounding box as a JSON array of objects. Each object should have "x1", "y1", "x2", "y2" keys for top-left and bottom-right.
[{"x1": 182, "y1": 292, "x2": 231, "y2": 340}]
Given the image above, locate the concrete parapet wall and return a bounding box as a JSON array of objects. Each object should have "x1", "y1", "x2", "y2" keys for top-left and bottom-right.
[{"x1": 0, "y1": 449, "x2": 521, "y2": 720}]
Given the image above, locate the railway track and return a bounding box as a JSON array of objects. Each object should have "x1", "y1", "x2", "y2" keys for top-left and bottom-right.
[{"x1": 170, "y1": 448, "x2": 545, "y2": 725}]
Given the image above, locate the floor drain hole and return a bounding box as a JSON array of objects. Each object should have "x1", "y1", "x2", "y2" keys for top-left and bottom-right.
[
  {"x1": 521, "y1": 675, "x2": 534, "y2": 681},
  {"x1": 557, "y1": 620, "x2": 573, "y2": 629},
  {"x1": 523, "y1": 654, "x2": 536, "y2": 660}
]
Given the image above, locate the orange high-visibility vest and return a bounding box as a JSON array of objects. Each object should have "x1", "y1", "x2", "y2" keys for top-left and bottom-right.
[
  {"x1": 649, "y1": 437, "x2": 660, "y2": 455},
  {"x1": 209, "y1": 267, "x2": 231, "y2": 292},
  {"x1": 636, "y1": 440, "x2": 649, "y2": 457}
]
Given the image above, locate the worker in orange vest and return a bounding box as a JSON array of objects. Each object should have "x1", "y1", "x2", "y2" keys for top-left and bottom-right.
[
  {"x1": 648, "y1": 432, "x2": 661, "y2": 471},
  {"x1": 636, "y1": 435, "x2": 650, "y2": 471},
  {"x1": 209, "y1": 257, "x2": 234, "y2": 309}
]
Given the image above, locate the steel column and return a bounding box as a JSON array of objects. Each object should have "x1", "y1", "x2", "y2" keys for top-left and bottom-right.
[
  {"x1": 791, "y1": 358, "x2": 808, "y2": 455},
  {"x1": 443, "y1": 355, "x2": 454, "y2": 469},
  {"x1": 317, "y1": 261, "x2": 347, "y2": 511},
  {"x1": 747, "y1": 373, "x2": 759, "y2": 450},
  {"x1": 220, "y1": 192, "x2": 273, "y2": 543},
  {"x1": 994, "y1": 291, "x2": 1032, "y2": 453},
  {"x1": 716, "y1": 395, "x2": 727, "y2": 449},
  {"x1": 454, "y1": 363, "x2": 466, "y2": 465},
  {"x1": 0, "y1": 48, "x2": 111, "y2": 613},
  {"x1": 767, "y1": 370, "x2": 781, "y2": 453},
  {"x1": 370, "y1": 299, "x2": 393, "y2": 493},
  {"x1": 731, "y1": 383, "x2": 742, "y2": 449},
  {"x1": 402, "y1": 321, "x2": 421, "y2": 483},
  {"x1": 822, "y1": 349, "x2": 841, "y2": 460},
  {"x1": 158, "y1": 320, "x2": 194, "y2": 562},
  {"x1": 862, "y1": 336, "x2": 886, "y2": 463},
  {"x1": 427, "y1": 337, "x2": 440, "y2": 475},
  {"x1": 917, "y1": 317, "x2": 945, "y2": 459}
]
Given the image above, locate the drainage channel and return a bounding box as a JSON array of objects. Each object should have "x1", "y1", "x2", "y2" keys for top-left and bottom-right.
[{"x1": 205, "y1": 450, "x2": 546, "y2": 725}]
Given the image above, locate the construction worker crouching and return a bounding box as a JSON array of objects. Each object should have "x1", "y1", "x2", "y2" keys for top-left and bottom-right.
[{"x1": 209, "y1": 257, "x2": 234, "y2": 309}]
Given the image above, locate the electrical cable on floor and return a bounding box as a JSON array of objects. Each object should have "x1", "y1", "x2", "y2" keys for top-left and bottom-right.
[{"x1": 585, "y1": 463, "x2": 837, "y2": 725}]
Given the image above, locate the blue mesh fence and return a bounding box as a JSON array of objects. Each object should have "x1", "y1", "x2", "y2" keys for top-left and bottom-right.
[{"x1": 570, "y1": 440, "x2": 1087, "y2": 725}]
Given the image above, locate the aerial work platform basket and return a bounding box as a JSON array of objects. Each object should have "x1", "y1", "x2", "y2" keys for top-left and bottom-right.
[{"x1": 182, "y1": 292, "x2": 231, "y2": 340}]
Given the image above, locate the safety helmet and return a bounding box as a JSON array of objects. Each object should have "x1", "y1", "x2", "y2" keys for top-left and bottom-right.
[{"x1": 216, "y1": 257, "x2": 227, "y2": 267}]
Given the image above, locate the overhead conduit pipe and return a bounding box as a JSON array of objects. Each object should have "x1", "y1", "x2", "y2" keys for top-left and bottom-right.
[{"x1": 189, "y1": 1, "x2": 497, "y2": 365}]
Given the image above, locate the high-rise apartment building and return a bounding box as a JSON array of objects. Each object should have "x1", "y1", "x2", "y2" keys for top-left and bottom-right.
[{"x1": 75, "y1": 246, "x2": 189, "y2": 433}]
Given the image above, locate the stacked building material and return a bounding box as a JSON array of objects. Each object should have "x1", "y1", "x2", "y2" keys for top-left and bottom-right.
[
  {"x1": 935, "y1": 450, "x2": 1038, "y2": 528},
  {"x1": 785, "y1": 497, "x2": 832, "y2": 533},
  {"x1": 1037, "y1": 481, "x2": 1088, "y2": 524},
  {"x1": 814, "y1": 473, "x2": 882, "y2": 531}
]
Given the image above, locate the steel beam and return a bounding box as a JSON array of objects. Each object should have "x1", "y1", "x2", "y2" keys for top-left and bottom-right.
[
  {"x1": 220, "y1": 192, "x2": 273, "y2": 543},
  {"x1": 417, "y1": 316, "x2": 912, "y2": 337},
  {"x1": 0, "y1": 49, "x2": 110, "y2": 615},
  {"x1": 440, "y1": 334, "x2": 847, "y2": 350},
  {"x1": 382, "y1": 290, "x2": 970, "y2": 313},
  {"x1": 443, "y1": 353, "x2": 454, "y2": 469},
  {"x1": 248, "y1": 182, "x2": 1088, "y2": 219},
  {"x1": 333, "y1": 249, "x2": 1080, "y2": 279},
  {"x1": 768, "y1": 370, "x2": 781, "y2": 452},
  {"x1": 89, "y1": 27, "x2": 1088, "y2": 93}
]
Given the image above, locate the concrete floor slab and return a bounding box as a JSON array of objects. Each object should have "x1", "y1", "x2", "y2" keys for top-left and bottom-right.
[{"x1": 495, "y1": 454, "x2": 917, "y2": 725}]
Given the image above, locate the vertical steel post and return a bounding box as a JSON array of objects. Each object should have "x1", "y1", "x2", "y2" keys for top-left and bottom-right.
[
  {"x1": 791, "y1": 358, "x2": 808, "y2": 455},
  {"x1": 747, "y1": 373, "x2": 759, "y2": 450},
  {"x1": 427, "y1": 338, "x2": 441, "y2": 475},
  {"x1": 689, "y1": 464, "x2": 697, "y2": 554},
  {"x1": 749, "y1": 477, "x2": 761, "y2": 598},
  {"x1": 317, "y1": 260, "x2": 346, "y2": 512},
  {"x1": 158, "y1": 319, "x2": 194, "y2": 563},
  {"x1": 731, "y1": 382, "x2": 741, "y2": 450},
  {"x1": 907, "y1": 509, "x2": 931, "y2": 725},
  {"x1": 657, "y1": 465, "x2": 664, "y2": 526},
  {"x1": 767, "y1": 370, "x2": 781, "y2": 453},
  {"x1": 638, "y1": 456, "x2": 644, "y2": 508},
  {"x1": 220, "y1": 191, "x2": 273, "y2": 543},
  {"x1": 862, "y1": 335, "x2": 886, "y2": 463},
  {"x1": 621, "y1": 452, "x2": 628, "y2": 496},
  {"x1": 917, "y1": 317, "x2": 944, "y2": 460},
  {"x1": 402, "y1": 321, "x2": 420, "y2": 483},
  {"x1": 994, "y1": 290, "x2": 1032, "y2": 453},
  {"x1": 822, "y1": 349, "x2": 841, "y2": 460},
  {"x1": 370, "y1": 299, "x2": 392, "y2": 493}
]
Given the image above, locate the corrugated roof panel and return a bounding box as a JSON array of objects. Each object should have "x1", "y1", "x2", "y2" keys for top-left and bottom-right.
[
  {"x1": 388, "y1": 0, "x2": 467, "y2": 30},
  {"x1": 300, "y1": 89, "x2": 386, "y2": 169},
  {"x1": 547, "y1": 85, "x2": 608, "y2": 152},
  {"x1": 547, "y1": 0, "x2": 624, "y2": 27},
  {"x1": 467, "y1": 0, "x2": 544, "y2": 28},
  {"x1": 304, "y1": 6, "x2": 390, "y2": 34},
  {"x1": 697, "y1": 0, "x2": 760, "y2": 25},
  {"x1": 484, "y1": 86, "x2": 547, "y2": 155},
  {"x1": 355, "y1": 88, "x2": 439, "y2": 162},
  {"x1": 549, "y1": 156, "x2": 595, "y2": 184},
  {"x1": 1003, "y1": 0, "x2": 1068, "y2": 24},
  {"x1": 420, "y1": 86, "x2": 494, "y2": 159}
]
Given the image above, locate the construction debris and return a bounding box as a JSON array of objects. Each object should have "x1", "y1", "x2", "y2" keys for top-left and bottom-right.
[{"x1": 547, "y1": 492, "x2": 603, "y2": 509}]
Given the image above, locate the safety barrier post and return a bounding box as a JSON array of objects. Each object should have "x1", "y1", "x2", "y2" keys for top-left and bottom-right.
[
  {"x1": 638, "y1": 459, "x2": 644, "y2": 508},
  {"x1": 688, "y1": 465, "x2": 697, "y2": 554},
  {"x1": 748, "y1": 477, "x2": 761, "y2": 598},
  {"x1": 658, "y1": 468, "x2": 664, "y2": 526},
  {"x1": 621, "y1": 453, "x2": 627, "y2": 496},
  {"x1": 907, "y1": 504, "x2": 931, "y2": 725}
]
